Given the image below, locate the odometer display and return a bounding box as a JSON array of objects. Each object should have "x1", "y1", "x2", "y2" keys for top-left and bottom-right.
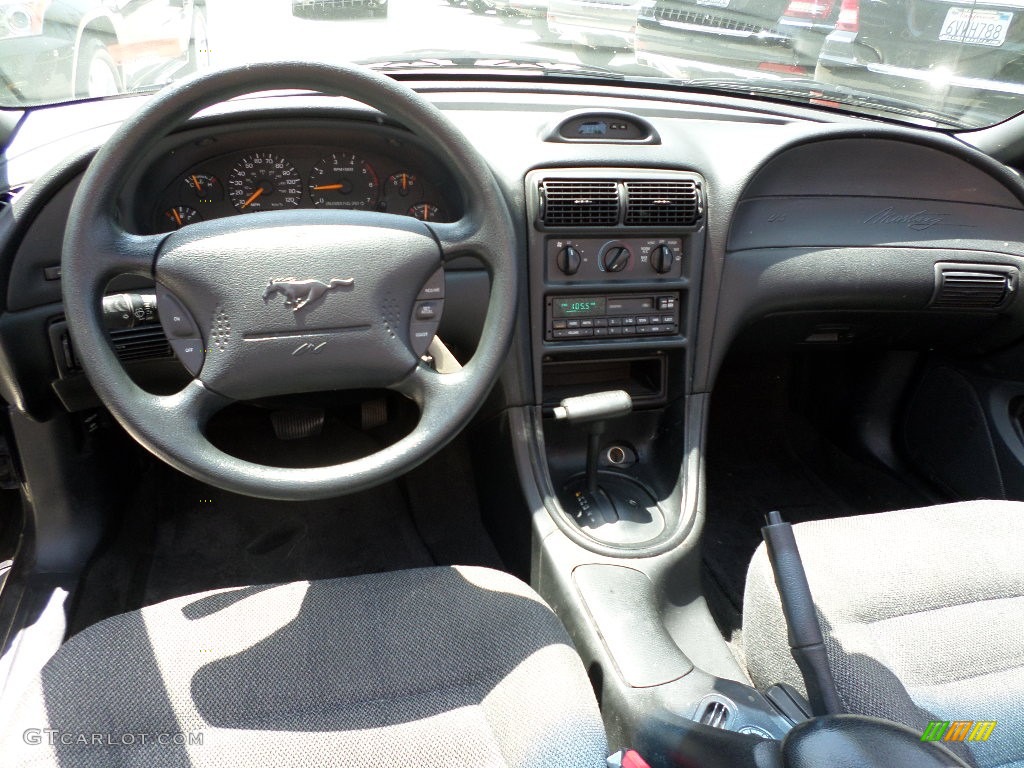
[{"x1": 227, "y1": 152, "x2": 303, "y2": 212}]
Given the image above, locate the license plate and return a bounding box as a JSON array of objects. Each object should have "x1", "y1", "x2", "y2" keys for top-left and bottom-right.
[
  {"x1": 939, "y1": 6, "x2": 1013, "y2": 48},
  {"x1": 695, "y1": 0, "x2": 730, "y2": 7}
]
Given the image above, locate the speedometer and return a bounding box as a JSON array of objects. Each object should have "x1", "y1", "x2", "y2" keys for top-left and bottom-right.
[{"x1": 227, "y1": 152, "x2": 303, "y2": 212}]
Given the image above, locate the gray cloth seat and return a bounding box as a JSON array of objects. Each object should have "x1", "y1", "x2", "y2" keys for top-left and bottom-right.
[
  {"x1": 3, "y1": 565, "x2": 608, "y2": 768},
  {"x1": 743, "y1": 501, "x2": 1024, "y2": 768}
]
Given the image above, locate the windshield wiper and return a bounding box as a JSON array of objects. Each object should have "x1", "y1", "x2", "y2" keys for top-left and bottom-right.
[{"x1": 677, "y1": 77, "x2": 965, "y2": 129}]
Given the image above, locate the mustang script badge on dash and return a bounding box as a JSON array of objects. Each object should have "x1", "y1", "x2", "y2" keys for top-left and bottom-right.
[{"x1": 262, "y1": 277, "x2": 355, "y2": 312}]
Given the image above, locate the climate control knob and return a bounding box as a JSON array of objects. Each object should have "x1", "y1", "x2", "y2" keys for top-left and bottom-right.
[
  {"x1": 602, "y1": 245, "x2": 630, "y2": 273},
  {"x1": 652, "y1": 244, "x2": 674, "y2": 274},
  {"x1": 556, "y1": 246, "x2": 582, "y2": 275}
]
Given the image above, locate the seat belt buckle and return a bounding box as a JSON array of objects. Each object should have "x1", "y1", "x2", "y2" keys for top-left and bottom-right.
[{"x1": 607, "y1": 748, "x2": 652, "y2": 768}]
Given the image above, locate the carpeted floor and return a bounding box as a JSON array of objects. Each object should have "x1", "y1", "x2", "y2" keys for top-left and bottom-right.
[
  {"x1": 703, "y1": 348, "x2": 941, "y2": 634},
  {"x1": 68, "y1": 406, "x2": 503, "y2": 636}
]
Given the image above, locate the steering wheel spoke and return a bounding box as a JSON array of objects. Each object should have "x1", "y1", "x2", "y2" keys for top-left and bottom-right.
[
  {"x1": 390, "y1": 362, "x2": 465, "y2": 408},
  {"x1": 154, "y1": 379, "x2": 233, "y2": 427},
  {"x1": 92, "y1": 219, "x2": 160, "y2": 275}
]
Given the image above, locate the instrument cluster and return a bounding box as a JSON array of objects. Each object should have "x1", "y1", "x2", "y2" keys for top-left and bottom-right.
[{"x1": 148, "y1": 141, "x2": 456, "y2": 234}]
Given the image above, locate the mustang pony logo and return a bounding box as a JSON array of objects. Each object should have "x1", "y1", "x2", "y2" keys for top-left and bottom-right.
[{"x1": 262, "y1": 277, "x2": 355, "y2": 312}]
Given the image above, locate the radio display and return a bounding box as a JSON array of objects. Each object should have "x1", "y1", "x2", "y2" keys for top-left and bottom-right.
[{"x1": 553, "y1": 297, "x2": 607, "y2": 317}]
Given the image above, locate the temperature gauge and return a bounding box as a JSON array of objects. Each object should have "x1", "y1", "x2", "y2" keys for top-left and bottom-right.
[
  {"x1": 161, "y1": 206, "x2": 201, "y2": 231},
  {"x1": 183, "y1": 173, "x2": 222, "y2": 203},
  {"x1": 387, "y1": 172, "x2": 418, "y2": 197},
  {"x1": 408, "y1": 202, "x2": 443, "y2": 221}
]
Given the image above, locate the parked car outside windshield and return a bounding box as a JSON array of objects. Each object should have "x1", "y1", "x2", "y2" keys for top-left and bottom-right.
[
  {"x1": 2, "y1": 0, "x2": 1024, "y2": 129},
  {"x1": 0, "y1": 0, "x2": 207, "y2": 104}
]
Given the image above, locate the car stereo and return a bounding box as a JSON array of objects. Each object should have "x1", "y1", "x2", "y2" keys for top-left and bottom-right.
[{"x1": 545, "y1": 292, "x2": 680, "y2": 341}]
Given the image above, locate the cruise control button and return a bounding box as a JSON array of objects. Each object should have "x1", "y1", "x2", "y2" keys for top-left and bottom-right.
[
  {"x1": 410, "y1": 322, "x2": 439, "y2": 356},
  {"x1": 156, "y1": 286, "x2": 197, "y2": 339},
  {"x1": 417, "y1": 268, "x2": 445, "y2": 300},
  {"x1": 170, "y1": 338, "x2": 204, "y2": 376},
  {"x1": 415, "y1": 300, "x2": 442, "y2": 321}
]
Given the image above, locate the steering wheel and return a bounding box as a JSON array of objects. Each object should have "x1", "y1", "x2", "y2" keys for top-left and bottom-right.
[{"x1": 61, "y1": 62, "x2": 518, "y2": 501}]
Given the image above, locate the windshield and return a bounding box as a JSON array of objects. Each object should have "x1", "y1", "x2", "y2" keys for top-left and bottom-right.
[{"x1": 2, "y1": 0, "x2": 1023, "y2": 128}]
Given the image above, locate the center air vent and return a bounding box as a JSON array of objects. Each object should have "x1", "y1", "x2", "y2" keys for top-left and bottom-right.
[
  {"x1": 931, "y1": 265, "x2": 1017, "y2": 310},
  {"x1": 540, "y1": 180, "x2": 620, "y2": 226},
  {"x1": 624, "y1": 180, "x2": 702, "y2": 226}
]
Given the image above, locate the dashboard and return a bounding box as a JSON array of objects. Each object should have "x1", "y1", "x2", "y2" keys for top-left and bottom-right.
[
  {"x1": 2, "y1": 86, "x2": 1024, "y2": 426},
  {"x1": 130, "y1": 121, "x2": 462, "y2": 235}
]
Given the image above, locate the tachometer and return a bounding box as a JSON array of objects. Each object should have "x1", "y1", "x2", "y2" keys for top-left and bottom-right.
[
  {"x1": 227, "y1": 153, "x2": 303, "y2": 212},
  {"x1": 308, "y1": 153, "x2": 379, "y2": 209}
]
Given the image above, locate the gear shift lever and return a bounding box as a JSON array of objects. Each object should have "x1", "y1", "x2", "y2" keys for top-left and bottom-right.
[{"x1": 553, "y1": 390, "x2": 633, "y2": 494}]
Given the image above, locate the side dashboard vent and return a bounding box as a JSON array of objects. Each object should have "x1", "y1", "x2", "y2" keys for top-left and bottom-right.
[
  {"x1": 931, "y1": 266, "x2": 1016, "y2": 310},
  {"x1": 624, "y1": 180, "x2": 702, "y2": 226},
  {"x1": 540, "y1": 180, "x2": 619, "y2": 226},
  {"x1": 108, "y1": 325, "x2": 174, "y2": 362}
]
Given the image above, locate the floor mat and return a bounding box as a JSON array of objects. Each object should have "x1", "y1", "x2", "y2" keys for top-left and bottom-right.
[
  {"x1": 142, "y1": 469, "x2": 432, "y2": 605},
  {"x1": 69, "y1": 411, "x2": 503, "y2": 634},
  {"x1": 703, "y1": 352, "x2": 938, "y2": 623}
]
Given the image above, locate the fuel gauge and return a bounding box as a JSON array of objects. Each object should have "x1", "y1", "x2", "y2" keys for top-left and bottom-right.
[
  {"x1": 161, "y1": 205, "x2": 201, "y2": 231},
  {"x1": 183, "y1": 173, "x2": 223, "y2": 203},
  {"x1": 408, "y1": 202, "x2": 443, "y2": 221},
  {"x1": 387, "y1": 172, "x2": 418, "y2": 197}
]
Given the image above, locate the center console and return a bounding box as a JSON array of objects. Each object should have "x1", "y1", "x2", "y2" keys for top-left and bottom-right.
[{"x1": 526, "y1": 168, "x2": 704, "y2": 549}]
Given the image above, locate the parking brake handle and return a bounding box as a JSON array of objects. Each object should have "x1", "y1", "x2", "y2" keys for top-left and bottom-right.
[{"x1": 761, "y1": 510, "x2": 844, "y2": 717}]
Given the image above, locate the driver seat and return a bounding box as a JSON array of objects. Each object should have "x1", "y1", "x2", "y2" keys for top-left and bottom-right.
[{"x1": 2, "y1": 566, "x2": 608, "y2": 767}]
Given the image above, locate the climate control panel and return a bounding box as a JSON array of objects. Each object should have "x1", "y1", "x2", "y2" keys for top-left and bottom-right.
[
  {"x1": 546, "y1": 237, "x2": 683, "y2": 283},
  {"x1": 545, "y1": 292, "x2": 680, "y2": 341}
]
